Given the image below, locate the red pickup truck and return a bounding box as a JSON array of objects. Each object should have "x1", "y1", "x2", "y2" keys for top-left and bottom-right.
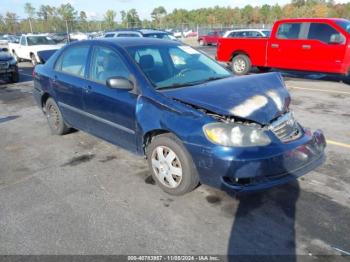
[{"x1": 217, "y1": 18, "x2": 350, "y2": 75}]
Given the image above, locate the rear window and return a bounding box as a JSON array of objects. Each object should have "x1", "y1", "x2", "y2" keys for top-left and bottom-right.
[{"x1": 277, "y1": 23, "x2": 302, "y2": 39}]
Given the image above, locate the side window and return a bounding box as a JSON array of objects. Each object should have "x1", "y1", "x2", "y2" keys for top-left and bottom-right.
[
  {"x1": 207, "y1": 32, "x2": 214, "y2": 36},
  {"x1": 89, "y1": 46, "x2": 130, "y2": 84},
  {"x1": 307, "y1": 23, "x2": 341, "y2": 43},
  {"x1": 20, "y1": 37, "x2": 26, "y2": 46},
  {"x1": 55, "y1": 45, "x2": 89, "y2": 77},
  {"x1": 277, "y1": 23, "x2": 302, "y2": 39},
  {"x1": 104, "y1": 33, "x2": 115, "y2": 38}
]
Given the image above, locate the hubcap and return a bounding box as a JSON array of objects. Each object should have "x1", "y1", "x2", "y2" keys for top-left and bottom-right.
[
  {"x1": 233, "y1": 58, "x2": 246, "y2": 73},
  {"x1": 151, "y1": 146, "x2": 183, "y2": 188},
  {"x1": 47, "y1": 105, "x2": 60, "y2": 130}
]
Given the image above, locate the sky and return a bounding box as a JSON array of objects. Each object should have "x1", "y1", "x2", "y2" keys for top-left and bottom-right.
[{"x1": 1, "y1": 0, "x2": 349, "y2": 20}]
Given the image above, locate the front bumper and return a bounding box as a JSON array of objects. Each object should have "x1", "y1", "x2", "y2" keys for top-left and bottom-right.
[
  {"x1": 0, "y1": 64, "x2": 17, "y2": 77},
  {"x1": 185, "y1": 129, "x2": 326, "y2": 192}
]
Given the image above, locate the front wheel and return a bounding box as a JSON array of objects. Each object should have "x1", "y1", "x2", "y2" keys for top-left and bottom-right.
[
  {"x1": 146, "y1": 133, "x2": 199, "y2": 195},
  {"x1": 10, "y1": 69, "x2": 19, "y2": 83},
  {"x1": 31, "y1": 54, "x2": 38, "y2": 66},
  {"x1": 231, "y1": 54, "x2": 251, "y2": 75},
  {"x1": 45, "y1": 98, "x2": 70, "y2": 135}
]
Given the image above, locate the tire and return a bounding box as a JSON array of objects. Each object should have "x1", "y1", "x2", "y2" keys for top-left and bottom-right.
[
  {"x1": 10, "y1": 69, "x2": 19, "y2": 83},
  {"x1": 231, "y1": 54, "x2": 251, "y2": 75},
  {"x1": 44, "y1": 98, "x2": 70, "y2": 135},
  {"x1": 146, "y1": 133, "x2": 199, "y2": 195},
  {"x1": 13, "y1": 51, "x2": 21, "y2": 62},
  {"x1": 199, "y1": 39, "x2": 206, "y2": 46},
  {"x1": 30, "y1": 54, "x2": 38, "y2": 66},
  {"x1": 257, "y1": 66, "x2": 271, "y2": 73}
]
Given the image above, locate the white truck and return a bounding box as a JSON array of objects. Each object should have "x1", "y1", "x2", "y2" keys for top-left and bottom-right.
[{"x1": 8, "y1": 34, "x2": 62, "y2": 65}]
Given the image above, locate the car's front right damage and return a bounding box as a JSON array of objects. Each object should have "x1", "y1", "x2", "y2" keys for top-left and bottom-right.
[{"x1": 160, "y1": 72, "x2": 327, "y2": 192}]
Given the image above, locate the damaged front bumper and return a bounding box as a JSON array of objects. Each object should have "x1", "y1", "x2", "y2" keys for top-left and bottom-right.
[{"x1": 184, "y1": 128, "x2": 326, "y2": 192}]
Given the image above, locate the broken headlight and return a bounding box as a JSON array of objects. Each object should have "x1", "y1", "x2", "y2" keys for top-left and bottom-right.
[{"x1": 203, "y1": 122, "x2": 271, "y2": 147}]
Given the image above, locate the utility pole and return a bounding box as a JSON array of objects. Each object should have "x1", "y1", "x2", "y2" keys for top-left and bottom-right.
[{"x1": 28, "y1": 18, "x2": 33, "y2": 33}]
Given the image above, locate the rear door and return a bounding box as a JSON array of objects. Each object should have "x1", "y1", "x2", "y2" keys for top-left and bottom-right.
[
  {"x1": 301, "y1": 22, "x2": 346, "y2": 73},
  {"x1": 83, "y1": 45, "x2": 138, "y2": 151},
  {"x1": 52, "y1": 44, "x2": 91, "y2": 130},
  {"x1": 268, "y1": 22, "x2": 307, "y2": 70}
]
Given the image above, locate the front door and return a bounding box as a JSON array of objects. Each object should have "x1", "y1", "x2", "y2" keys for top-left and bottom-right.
[{"x1": 83, "y1": 45, "x2": 138, "y2": 151}]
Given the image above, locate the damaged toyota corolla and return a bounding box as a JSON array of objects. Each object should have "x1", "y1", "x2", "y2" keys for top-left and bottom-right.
[{"x1": 33, "y1": 38, "x2": 326, "y2": 195}]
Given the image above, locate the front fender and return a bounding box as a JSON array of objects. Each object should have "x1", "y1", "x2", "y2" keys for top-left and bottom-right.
[{"x1": 135, "y1": 96, "x2": 212, "y2": 154}]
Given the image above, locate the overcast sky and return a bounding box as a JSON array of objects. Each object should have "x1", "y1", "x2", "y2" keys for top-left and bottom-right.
[{"x1": 1, "y1": 0, "x2": 349, "y2": 20}]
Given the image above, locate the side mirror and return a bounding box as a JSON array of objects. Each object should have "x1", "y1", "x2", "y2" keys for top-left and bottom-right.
[
  {"x1": 330, "y1": 34, "x2": 345, "y2": 44},
  {"x1": 106, "y1": 77, "x2": 133, "y2": 91}
]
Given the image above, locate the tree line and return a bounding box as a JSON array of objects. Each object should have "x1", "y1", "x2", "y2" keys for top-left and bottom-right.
[{"x1": 0, "y1": 0, "x2": 349, "y2": 34}]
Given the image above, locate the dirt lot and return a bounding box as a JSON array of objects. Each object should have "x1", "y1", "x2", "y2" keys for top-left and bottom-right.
[{"x1": 0, "y1": 57, "x2": 350, "y2": 257}]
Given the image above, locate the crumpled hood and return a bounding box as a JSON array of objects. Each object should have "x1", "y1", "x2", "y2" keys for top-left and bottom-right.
[
  {"x1": 163, "y1": 72, "x2": 290, "y2": 125},
  {"x1": 0, "y1": 51, "x2": 13, "y2": 61}
]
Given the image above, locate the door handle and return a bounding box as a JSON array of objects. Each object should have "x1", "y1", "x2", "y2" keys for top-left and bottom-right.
[
  {"x1": 271, "y1": 43, "x2": 279, "y2": 48},
  {"x1": 302, "y1": 44, "x2": 311, "y2": 50}
]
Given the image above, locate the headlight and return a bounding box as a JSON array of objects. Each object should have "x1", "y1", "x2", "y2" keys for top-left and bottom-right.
[
  {"x1": 9, "y1": 57, "x2": 17, "y2": 65},
  {"x1": 203, "y1": 122, "x2": 271, "y2": 147}
]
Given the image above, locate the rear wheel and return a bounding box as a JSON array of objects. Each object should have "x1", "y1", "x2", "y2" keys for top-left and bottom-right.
[
  {"x1": 146, "y1": 133, "x2": 199, "y2": 195},
  {"x1": 231, "y1": 54, "x2": 251, "y2": 75},
  {"x1": 45, "y1": 98, "x2": 70, "y2": 135}
]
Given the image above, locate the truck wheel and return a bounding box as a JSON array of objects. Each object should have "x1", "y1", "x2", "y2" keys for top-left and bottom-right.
[
  {"x1": 45, "y1": 98, "x2": 70, "y2": 135},
  {"x1": 13, "y1": 51, "x2": 21, "y2": 62},
  {"x1": 31, "y1": 54, "x2": 38, "y2": 66},
  {"x1": 257, "y1": 66, "x2": 271, "y2": 73},
  {"x1": 146, "y1": 133, "x2": 199, "y2": 195},
  {"x1": 10, "y1": 69, "x2": 19, "y2": 83},
  {"x1": 232, "y1": 54, "x2": 251, "y2": 75}
]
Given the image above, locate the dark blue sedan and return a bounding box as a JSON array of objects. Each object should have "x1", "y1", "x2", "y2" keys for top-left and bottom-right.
[{"x1": 33, "y1": 38, "x2": 326, "y2": 195}]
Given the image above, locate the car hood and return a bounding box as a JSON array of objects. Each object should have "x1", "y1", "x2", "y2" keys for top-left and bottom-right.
[
  {"x1": 0, "y1": 51, "x2": 13, "y2": 61},
  {"x1": 162, "y1": 72, "x2": 290, "y2": 125}
]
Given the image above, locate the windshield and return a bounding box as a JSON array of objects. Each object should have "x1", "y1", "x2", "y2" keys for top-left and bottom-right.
[
  {"x1": 336, "y1": 20, "x2": 350, "y2": 33},
  {"x1": 27, "y1": 36, "x2": 56, "y2": 45},
  {"x1": 127, "y1": 45, "x2": 232, "y2": 90},
  {"x1": 143, "y1": 33, "x2": 171, "y2": 40}
]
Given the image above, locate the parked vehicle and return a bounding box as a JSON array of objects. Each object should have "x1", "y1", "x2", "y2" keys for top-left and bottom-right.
[
  {"x1": 223, "y1": 29, "x2": 271, "y2": 38},
  {"x1": 217, "y1": 18, "x2": 350, "y2": 75},
  {"x1": 0, "y1": 47, "x2": 19, "y2": 83},
  {"x1": 9, "y1": 34, "x2": 61, "y2": 65},
  {"x1": 198, "y1": 30, "x2": 225, "y2": 46},
  {"x1": 103, "y1": 29, "x2": 178, "y2": 41},
  {"x1": 0, "y1": 35, "x2": 9, "y2": 48},
  {"x1": 69, "y1": 32, "x2": 89, "y2": 41},
  {"x1": 33, "y1": 38, "x2": 326, "y2": 195}
]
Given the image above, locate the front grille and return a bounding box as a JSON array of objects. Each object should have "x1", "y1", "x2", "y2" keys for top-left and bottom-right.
[
  {"x1": 0, "y1": 62, "x2": 9, "y2": 69},
  {"x1": 269, "y1": 112, "x2": 302, "y2": 143}
]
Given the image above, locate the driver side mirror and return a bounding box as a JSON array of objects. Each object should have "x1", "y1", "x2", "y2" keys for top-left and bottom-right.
[
  {"x1": 329, "y1": 34, "x2": 345, "y2": 44},
  {"x1": 106, "y1": 77, "x2": 134, "y2": 91}
]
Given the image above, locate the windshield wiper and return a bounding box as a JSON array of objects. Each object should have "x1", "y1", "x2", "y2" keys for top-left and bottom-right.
[{"x1": 156, "y1": 76, "x2": 230, "y2": 90}]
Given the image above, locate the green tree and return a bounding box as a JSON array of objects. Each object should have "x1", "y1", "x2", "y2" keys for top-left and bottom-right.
[
  {"x1": 57, "y1": 3, "x2": 77, "y2": 21},
  {"x1": 104, "y1": 9, "x2": 116, "y2": 30},
  {"x1": 151, "y1": 6, "x2": 167, "y2": 26}
]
